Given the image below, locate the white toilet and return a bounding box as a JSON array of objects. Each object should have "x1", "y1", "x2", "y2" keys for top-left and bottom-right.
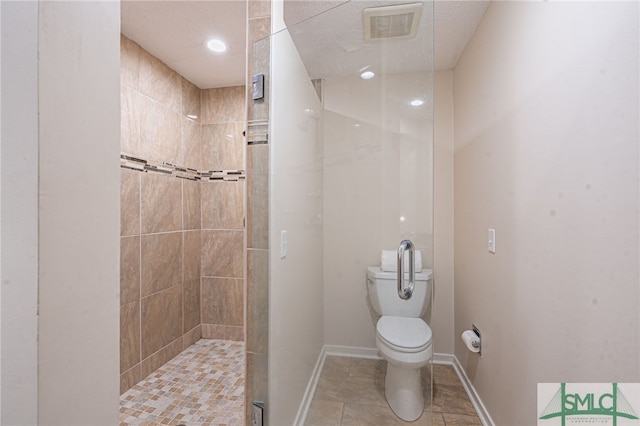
[{"x1": 366, "y1": 266, "x2": 433, "y2": 421}]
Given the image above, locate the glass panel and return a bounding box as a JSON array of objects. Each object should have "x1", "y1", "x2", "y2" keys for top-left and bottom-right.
[{"x1": 264, "y1": 1, "x2": 434, "y2": 423}]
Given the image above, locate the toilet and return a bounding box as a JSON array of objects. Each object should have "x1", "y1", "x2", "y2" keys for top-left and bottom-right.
[{"x1": 366, "y1": 266, "x2": 433, "y2": 421}]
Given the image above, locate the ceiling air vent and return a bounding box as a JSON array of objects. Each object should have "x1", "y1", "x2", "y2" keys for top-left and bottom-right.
[{"x1": 363, "y1": 3, "x2": 422, "y2": 42}]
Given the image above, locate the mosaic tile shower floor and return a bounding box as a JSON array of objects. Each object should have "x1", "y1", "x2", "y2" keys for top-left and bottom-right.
[{"x1": 120, "y1": 339, "x2": 244, "y2": 426}]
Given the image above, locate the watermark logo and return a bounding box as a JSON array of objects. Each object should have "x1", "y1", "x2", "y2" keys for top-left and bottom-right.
[{"x1": 538, "y1": 383, "x2": 640, "y2": 425}]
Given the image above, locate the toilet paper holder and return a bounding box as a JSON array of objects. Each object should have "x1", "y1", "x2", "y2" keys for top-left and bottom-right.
[
  {"x1": 471, "y1": 325, "x2": 481, "y2": 355},
  {"x1": 461, "y1": 325, "x2": 482, "y2": 356}
]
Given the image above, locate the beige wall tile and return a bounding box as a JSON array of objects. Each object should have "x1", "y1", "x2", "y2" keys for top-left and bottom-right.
[
  {"x1": 181, "y1": 77, "x2": 200, "y2": 121},
  {"x1": 120, "y1": 365, "x2": 141, "y2": 395},
  {"x1": 201, "y1": 277, "x2": 243, "y2": 326},
  {"x1": 120, "y1": 85, "x2": 141, "y2": 156},
  {"x1": 249, "y1": 0, "x2": 271, "y2": 19},
  {"x1": 246, "y1": 352, "x2": 268, "y2": 421},
  {"x1": 140, "y1": 96, "x2": 181, "y2": 164},
  {"x1": 201, "y1": 181, "x2": 244, "y2": 230},
  {"x1": 247, "y1": 249, "x2": 268, "y2": 353},
  {"x1": 141, "y1": 172, "x2": 182, "y2": 234},
  {"x1": 140, "y1": 285, "x2": 183, "y2": 359},
  {"x1": 245, "y1": 10, "x2": 271, "y2": 418},
  {"x1": 201, "y1": 230, "x2": 244, "y2": 278},
  {"x1": 141, "y1": 232, "x2": 182, "y2": 297},
  {"x1": 183, "y1": 179, "x2": 201, "y2": 230},
  {"x1": 182, "y1": 324, "x2": 202, "y2": 350},
  {"x1": 183, "y1": 230, "x2": 201, "y2": 281},
  {"x1": 249, "y1": 16, "x2": 271, "y2": 44},
  {"x1": 201, "y1": 324, "x2": 244, "y2": 341},
  {"x1": 120, "y1": 236, "x2": 140, "y2": 305},
  {"x1": 201, "y1": 122, "x2": 244, "y2": 171},
  {"x1": 140, "y1": 336, "x2": 183, "y2": 380},
  {"x1": 183, "y1": 278, "x2": 201, "y2": 333},
  {"x1": 120, "y1": 34, "x2": 140, "y2": 90},
  {"x1": 247, "y1": 18, "x2": 271, "y2": 123},
  {"x1": 120, "y1": 300, "x2": 140, "y2": 374},
  {"x1": 139, "y1": 48, "x2": 181, "y2": 113},
  {"x1": 247, "y1": 144, "x2": 269, "y2": 249},
  {"x1": 201, "y1": 86, "x2": 245, "y2": 124},
  {"x1": 180, "y1": 117, "x2": 202, "y2": 170},
  {"x1": 120, "y1": 168, "x2": 140, "y2": 236}
]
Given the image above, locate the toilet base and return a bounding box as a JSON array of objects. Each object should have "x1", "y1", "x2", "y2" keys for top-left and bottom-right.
[{"x1": 385, "y1": 362, "x2": 424, "y2": 421}]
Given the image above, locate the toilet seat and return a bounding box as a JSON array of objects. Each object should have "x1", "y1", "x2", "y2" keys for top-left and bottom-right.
[{"x1": 376, "y1": 316, "x2": 432, "y2": 353}]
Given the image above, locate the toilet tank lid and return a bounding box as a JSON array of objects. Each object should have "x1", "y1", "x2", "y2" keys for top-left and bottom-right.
[{"x1": 367, "y1": 266, "x2": 432, "y2": 280}]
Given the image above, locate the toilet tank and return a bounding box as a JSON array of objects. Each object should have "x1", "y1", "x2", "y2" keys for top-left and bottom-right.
[{"x1": 366, "y1": 266, "x2": 433, "y2": 317}]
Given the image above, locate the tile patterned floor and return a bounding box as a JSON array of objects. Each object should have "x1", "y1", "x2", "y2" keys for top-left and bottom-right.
[
  {"x1": 119, "y1": 343, "x2": 480, "y2": 426},
  {"x1": 305, "y1": 356, "x2": 483, "y2": 426},
  {"x1": 119, "y1": 339, "x2": 245, "y2": 426}
]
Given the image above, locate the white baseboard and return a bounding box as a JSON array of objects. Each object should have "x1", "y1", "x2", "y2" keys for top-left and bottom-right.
[
  {"x1": 293, "y1": 345, "x2": 380, "y2": 425},
  {"x1": 293, "y1": 345, "x2": 327, "y2": 426},
  {"x1": 433, "y1": 352, "x2": 456, "y2": 365},
  {"x1": 324, "y1": 344, "x2": 381, "y2": 359},
  {"x1": 448, "y1": 356, "x2": 496, "y2": 426},
  {"x1": 294, "y1": 347, "x2": 494, "y2": 426}
]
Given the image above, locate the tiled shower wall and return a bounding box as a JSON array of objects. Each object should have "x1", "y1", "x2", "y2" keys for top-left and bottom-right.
[
  {"x1": 245, "y1": 0, "x2": 271, "y2": 423},
  {"x1": 200, "y1": 86, "x2": 246, "y2": 341},
  {"x1": 119, "y1": 34, "x2": 246, "y2": 394}
]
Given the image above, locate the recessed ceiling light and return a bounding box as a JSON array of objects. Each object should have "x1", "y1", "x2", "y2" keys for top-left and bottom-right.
[
  {"x1": 186, "y1": 114, "x2": 198, "y2": 120},
  {"x1": 410, "y1": 99, "x2": 424, "y2": 107},
  {"x1": 206, "y1": 39, "x2": 227, "y2": 53},
  {"x1": 360, "y1": 71, "x2": 375, "y2": 80}
]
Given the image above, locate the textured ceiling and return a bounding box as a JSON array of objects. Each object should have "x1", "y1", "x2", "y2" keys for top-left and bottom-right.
[
  {"x1": 121, "y1": 0, "x2": 247, "y2": 89},
  {"x1": 434, "y1": 1, "x2": 490, "y2": 70},
  {"x1": 121, "y1": 0, "x2": 488, "y2": 89},
  {"x1": 284, "y1": 0, "x2": 489, "y2": 78}
]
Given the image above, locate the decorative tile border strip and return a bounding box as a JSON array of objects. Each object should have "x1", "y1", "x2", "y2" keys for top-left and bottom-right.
[{"x1": 120, "y1": 154, "x2": 245, "y2": 181}]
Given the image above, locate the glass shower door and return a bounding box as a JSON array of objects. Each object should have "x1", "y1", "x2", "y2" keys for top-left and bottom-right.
[{"x1": 247, "y1": 1, "x2": 434, "y2": 424}]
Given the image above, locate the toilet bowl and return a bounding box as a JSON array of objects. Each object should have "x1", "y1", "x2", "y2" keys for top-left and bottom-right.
[
  {"x1": 376, "y1": 316, "x2": 432, "y2": 421},
  {"x1": 366, "y1": 266, "x2": 433, "y2": 422}
]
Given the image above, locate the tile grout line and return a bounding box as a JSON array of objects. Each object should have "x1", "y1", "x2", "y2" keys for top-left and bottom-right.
[{"x1": 120, "y1": 339, "x2": 245, "y2": 425}]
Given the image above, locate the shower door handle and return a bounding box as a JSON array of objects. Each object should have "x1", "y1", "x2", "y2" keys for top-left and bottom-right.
[{"x1": 397, "y1": 240, "x2": 415, "y2": 300}]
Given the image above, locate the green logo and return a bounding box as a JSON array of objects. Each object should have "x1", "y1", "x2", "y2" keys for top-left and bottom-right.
[{"x1": 539, "y1": 383, "x2": 639, "y2": 426}]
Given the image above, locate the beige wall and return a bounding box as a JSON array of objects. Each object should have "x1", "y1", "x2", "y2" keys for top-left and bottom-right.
[
  {"x1": 453, "y1": 2, "x2": 639, "y2": 423},
  {"x1": 1, "y1": 2, "x2": 39, "y2": 423},
  {"x1": 324, "y1": 71, "x2": 454, "y2": 354},
  {"x1": 3, "y1": 3, "x2": 121, "y2": 422},
  {"x1": 269, "y1": 26, "x2": 325, "y2": 424},
  {"x1": 119, "y1": 36, "x2": 246, "y2": 393},
  {"x1": 433, "y1": 71, "x2": 455, "y2": 355},
  {"x1": 321, "y1": 72, "x2": 444, "y2": 351},
  {"x1": 37, "y1": 1, "x2": 121, "y2": 423}
]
